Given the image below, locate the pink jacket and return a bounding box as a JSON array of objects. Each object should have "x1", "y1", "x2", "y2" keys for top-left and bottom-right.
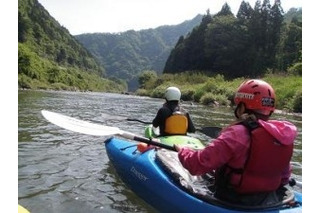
[{"x1": 178, "y1": 119, "x2": 297, "y2": 185}]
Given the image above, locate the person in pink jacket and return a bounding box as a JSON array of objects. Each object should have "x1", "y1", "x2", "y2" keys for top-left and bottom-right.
[{"x1": 174, "y1": 79, "x2": 297, "y2": 206}]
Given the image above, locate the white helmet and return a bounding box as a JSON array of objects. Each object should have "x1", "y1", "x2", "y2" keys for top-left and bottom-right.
[{"x1": 165, "y1": 87, "x2": 181, "y2": 101}]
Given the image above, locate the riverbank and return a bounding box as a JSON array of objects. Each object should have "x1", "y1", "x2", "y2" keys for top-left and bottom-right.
[{"x1": 135, "y1": 72, "x2": 302, "y2": 113}]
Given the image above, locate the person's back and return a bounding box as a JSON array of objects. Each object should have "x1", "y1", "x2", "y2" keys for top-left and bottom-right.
[
  {"x1": 213, "y1": 118, "x2": 295, "y2": 205},
  {"x1": 174, "y1": 79, "x2": 297, "y2": 206},
  {"x1": 152, "y1": 87, "x2": 195, "y2": 136}
]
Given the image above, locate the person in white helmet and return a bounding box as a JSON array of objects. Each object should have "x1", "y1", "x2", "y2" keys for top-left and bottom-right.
[{"x1": 152, "y1": 86, "x2": 196, "y2": 136}]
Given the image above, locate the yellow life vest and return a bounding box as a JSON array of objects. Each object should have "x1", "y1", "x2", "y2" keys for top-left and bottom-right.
[{"x1": 164, "y1": 112, "x2": 188, "y2": 135}]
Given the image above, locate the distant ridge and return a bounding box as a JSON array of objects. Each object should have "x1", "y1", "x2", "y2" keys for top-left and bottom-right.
[{"x1": 75, "y1": 14, "x2": 203, "y2": 90}]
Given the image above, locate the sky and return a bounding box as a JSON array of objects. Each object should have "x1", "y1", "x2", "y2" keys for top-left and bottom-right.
[{"x1": 37, "y1": 0, "x2": 302, "y2": 35}]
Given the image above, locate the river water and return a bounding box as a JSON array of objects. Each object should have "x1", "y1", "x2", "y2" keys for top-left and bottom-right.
[{"x1": 18, "y1": 90, "x2": 302, "y2": 213}]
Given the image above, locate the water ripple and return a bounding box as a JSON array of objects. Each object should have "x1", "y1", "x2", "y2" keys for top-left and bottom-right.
[{"x1": 18, "y1": 90, "x2": 302, "y2": 212}]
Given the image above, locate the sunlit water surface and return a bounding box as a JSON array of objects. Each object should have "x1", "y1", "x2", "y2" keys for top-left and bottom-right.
[{"x1": 18, "y1": 90, "x2": 302, "y2": 213}]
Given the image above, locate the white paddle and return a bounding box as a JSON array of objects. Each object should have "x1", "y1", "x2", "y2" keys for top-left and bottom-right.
[
  {"x1": 41, "y1": 110, "x2": 176, "y2": 151},
  {"x1": 41, "y1": 110, "x2": 302, "y2": 188}
]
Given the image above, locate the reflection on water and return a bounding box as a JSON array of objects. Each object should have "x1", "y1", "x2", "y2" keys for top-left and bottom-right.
[{"x1": 18, "y1": 90, "x2": 302, "y2": 212}]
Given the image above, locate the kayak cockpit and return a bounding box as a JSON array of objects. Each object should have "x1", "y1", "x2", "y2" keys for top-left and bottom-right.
[{"x1": 155, "y1": 149, "x2": 302, "y2": 211}]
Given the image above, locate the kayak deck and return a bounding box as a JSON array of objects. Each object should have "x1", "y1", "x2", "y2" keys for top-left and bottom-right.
[{"x1": 144, "y1": 125, "x2": 205, "y2": 149}]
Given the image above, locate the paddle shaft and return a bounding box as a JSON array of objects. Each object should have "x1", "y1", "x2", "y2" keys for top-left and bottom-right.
[
  {"x1": 126, "y1": 118, "x2": 152, "y2": 124},
  {"x1": 126, "y1": 118, "x2": 221, "y2": 138},
  {"x1": 121, "y1": 131, "x2": 176, "y2": 151}
]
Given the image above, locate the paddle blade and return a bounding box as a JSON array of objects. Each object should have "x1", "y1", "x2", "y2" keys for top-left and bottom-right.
[
  {"x1": 198, "y1": 126, "x2": 222, "y2": 138},
  {"x1": 41, "y1": 110, "x2": 122, "y2": 136},
  {"x1": 41, "y1": 110, "x2": 177, "y2": 151}
]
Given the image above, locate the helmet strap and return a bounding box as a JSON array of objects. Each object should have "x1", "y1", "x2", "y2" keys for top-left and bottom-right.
[
  {"x1": 246, "y1": 109, "x2": 271, "y2": 121},
  {"x1": 235, "y1": 103, "x2": 271, "y2": 121},
  {"x1": 234, "y1": 105, "x2": 240, "y2": 118},
  {"x1": 234, "y1": 103, "x2": 246, "y2": 118}
]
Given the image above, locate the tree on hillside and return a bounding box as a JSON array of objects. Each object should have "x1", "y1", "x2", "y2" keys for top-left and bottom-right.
[
  {"x1": 215, "y1": 3, "x2": 234, "y2": 17},
  {"x1": 164, "y1": 36, "x2": 187, "y2": 72},
  {"x1": 18, "y1": 11, "x2": 31, "y2": 42},
  {"x1": 164, "y1": 11, "x2": 213, "y2": 73},
  {"x1": 185, "y1": 11, "x2": 213, "y2": 70},
  {"x1": 244, "y1": 0, "x2": 284, "y2": 75},
  {"x1": 269, "y1": 0, "x2": 284, "y2": 68},
  {"x1": 138, "y1": 70, "x2": 158, "y2": 89},
  {"x1": 260, "y1": 0, "x2": 284, "y2": 69},
  {"x1": 237, "y1": 1, "x2": 254, "y2": 24},
  {"x1": 276, "y1": 17, "x2": 302, "y2": 71},
  {"x1": 205, "y1": 14, "x2": 252, "y2": 78}
]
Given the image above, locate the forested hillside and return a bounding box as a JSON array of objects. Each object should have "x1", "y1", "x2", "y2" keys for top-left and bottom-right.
[
  {"x1": 18, "y1": 0, "x2": 301, "y2": 95},
  {"x1": 75, "y1": 15, "x2": 202, "y2": 90},
  {"x1": 135, "y1": 1, "x2": 301, "y2": 113},
  {"x1": 18, "y1": 0, "x2": 126, "y2": 92},
  {"x1": 164, "y1": 1, "x2": 302, "y2": 79}
]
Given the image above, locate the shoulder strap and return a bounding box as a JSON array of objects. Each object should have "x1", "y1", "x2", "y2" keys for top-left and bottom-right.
[
  {"x1": 240, "y1": 120, "x2": 259, "y2": 131},
  {"x1": 215, "y1": 121, "x2": 257, "y2": 188}
]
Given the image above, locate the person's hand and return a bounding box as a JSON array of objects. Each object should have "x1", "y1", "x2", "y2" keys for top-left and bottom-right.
[
  {"x1": 152, "y1": 138, "x2": 161, "y2": 143},
  {"x1": 174, "y1": 144, "x2": 182, "y2": 152}
]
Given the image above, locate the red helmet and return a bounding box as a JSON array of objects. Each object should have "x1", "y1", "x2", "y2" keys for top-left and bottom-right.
[{"x1": 234, "y1": 79, "x2": 275, "y2": 115}]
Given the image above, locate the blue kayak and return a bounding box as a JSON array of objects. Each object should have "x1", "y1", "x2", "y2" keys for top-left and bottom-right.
[
  {"x1": 104, "y1": 137, "x2": 302, "y2": 213},
  {"x1": 39, "y1": 110, "x2": 301, "y2": 212}
]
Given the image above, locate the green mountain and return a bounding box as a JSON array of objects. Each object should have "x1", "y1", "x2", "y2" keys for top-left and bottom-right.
[
  {"x1": 18, "y1": 0, "x2": 126, "y2": 92},
  {"x1": 163, "y1": 2, "x2": 302, "y2": 79},
  {"x1": 75, "y1": 15, "x2": 202, "y2": 90}
]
